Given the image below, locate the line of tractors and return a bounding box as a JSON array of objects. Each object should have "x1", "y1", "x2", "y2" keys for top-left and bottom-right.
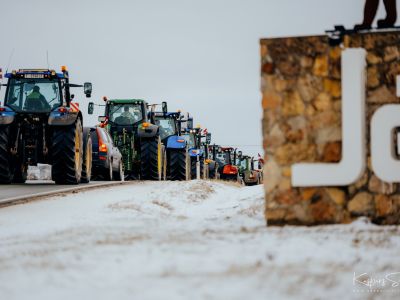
[{"x1": 0, "y1": 67, "x2": 263, "y2": 186}]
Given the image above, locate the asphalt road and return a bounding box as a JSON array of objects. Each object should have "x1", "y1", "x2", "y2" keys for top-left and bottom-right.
[{"x1": 0, "y1": 180, "x2": 129, "y2": 207}]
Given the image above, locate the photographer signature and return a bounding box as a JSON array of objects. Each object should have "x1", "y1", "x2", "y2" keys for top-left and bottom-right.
[{"x1": 353, "y1": 272, "x2": 400, "y2": 288}]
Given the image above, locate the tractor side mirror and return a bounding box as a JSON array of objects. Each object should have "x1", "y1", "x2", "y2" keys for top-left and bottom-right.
[
  {"x1": 98, "y1": 116, "x2": 107, "y2": 123},
  {"x1": 84, "y1": 82, "x2": 92, "y2": 98},
  {"x1": 206, "y1": 133, "x2": 211, "y2": 144},
  {"x1": 238, "y1": 151, "x2": 242, "y2": 158},
  {"x1": 162, "y1": 101, "x2": 168, "y2": 115},
  {"x1": 187, "y1": 117, "x2": 193, "y2": 129},
  {"x1": 88, "y1": 102, "x2": 94, "y2": 115}
]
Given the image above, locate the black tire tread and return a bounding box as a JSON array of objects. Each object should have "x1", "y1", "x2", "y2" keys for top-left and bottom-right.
[
  {"x1": 191, "y1": 158, "x2": 204, "y2": 180},
  {"x1": 81, "y1": 129, "x2": 92, "y2": 183},
  {"x1": 168, "y1": 150, "x2": 187, "y2": 181},
  {"x1": 140, "y1": 137, "x2": 159, "y2": 180},
  {"x1": 0, "y1": 127, "x2": 12, "y2": 184},
  {"x1": 51, "y1": 120, "x2": 83, "y2": 184}
]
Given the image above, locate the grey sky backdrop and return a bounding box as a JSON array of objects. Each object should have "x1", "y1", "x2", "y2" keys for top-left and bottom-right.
[{"x1": 0, "y1": 0, "x2": 392, "y2": 156}]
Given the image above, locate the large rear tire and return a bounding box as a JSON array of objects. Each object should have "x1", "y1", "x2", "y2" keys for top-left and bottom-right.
[
  {"x1": 0, "y1": 127, "x2": 12, "y2": 184},
  {"x1": 51, "y1": 119, "x2": 83, "y2": 184},
  {"x1": 81, "y1": 129, "x2": 92, "y2": 183},
  {"x1": 140, "y1": 136, "x2": 161, "y2": 180},
  {"x1": 168, "y1": 149, "x2": 188, "y2": 181}
]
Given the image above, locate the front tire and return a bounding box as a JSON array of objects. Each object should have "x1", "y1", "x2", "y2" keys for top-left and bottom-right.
[
  {"x1": 51, "y1": 119, "x2": 83, "y2": 184},
  {"x1": 81, "y1": 129, "x2": 92, "y2": 183},
  {"x1": 190, "y1": 157, "x2": 204, "y2": 180},
  {"x1": 0, "y1": 127, "x2": 12, "y2": 184},
  {"x1": 168, "y1": 149, "x2": 188, "y2": 181},
  {"x1": 140, "y1": 136, "x2": 161, "y2": 180}
]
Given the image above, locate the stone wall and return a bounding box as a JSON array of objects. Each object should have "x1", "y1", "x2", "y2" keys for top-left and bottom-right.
[{"x1": 261, "y1": 30, "x2": 400, "y2": 225}]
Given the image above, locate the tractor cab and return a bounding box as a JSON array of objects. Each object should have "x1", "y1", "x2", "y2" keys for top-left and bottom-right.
[
  {"x1": 185, "y1": 127, "x2": 204, "y2": 158},
  {"x1": 217, "y1": 147, "x2": 239, "y2": 181},
  {"x1": 2, "y1": 68, "x2": 91, "y2": 115},
  {"x1": 99, "y1": 99, "x2": 150, "y2": 133},
  {"x1": 237, "y1": 154, "x2": 261, "y2": 186}
]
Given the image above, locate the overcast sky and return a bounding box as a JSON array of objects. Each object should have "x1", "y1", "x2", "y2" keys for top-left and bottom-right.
[{"x1": 0, "y1": 0, "x2": 390, "y2": 156}]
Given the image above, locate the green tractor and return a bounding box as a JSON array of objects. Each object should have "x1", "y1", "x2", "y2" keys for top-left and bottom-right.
[
  {"x1": 89, "y1": 98, "x2": 165, "y2": 180},
  {"x1": 0, "y1": 67, "x2": 92, "y2": 184},
  {"x1": 237, "y1": 153, "x2": 262, "y2": 186}
]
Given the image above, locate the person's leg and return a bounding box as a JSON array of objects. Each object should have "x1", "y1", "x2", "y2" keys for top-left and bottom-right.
[
  {"x1": 355, "y1": 0, "x2": 380, "y2": 30},
  {"x1": 377, "y1": 0, "x2": 397, "y2": 28}
]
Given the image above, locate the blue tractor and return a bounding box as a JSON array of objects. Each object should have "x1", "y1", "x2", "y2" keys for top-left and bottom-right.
[
  {"x1": 0, "y1": 67, "x2": 92, "y2": 184},
  {"x1": 150, "y1": 102, "x2": 190, "y2": 180},
  {"x1": 182, "y1": 122, "x2": 209, "y2": 180}
]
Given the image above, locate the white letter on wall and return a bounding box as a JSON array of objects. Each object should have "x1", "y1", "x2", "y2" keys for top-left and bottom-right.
[
  {"x1": 371, "y1": 104, "x2": 400, "y2": 182},
  {"x1": 291, "y1": 48, "x2": 367, "y2": 187}
]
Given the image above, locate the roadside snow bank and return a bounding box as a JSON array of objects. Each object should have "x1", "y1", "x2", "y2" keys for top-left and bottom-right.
[{"x1": 0, "y1": 180, "x2": 399, "y2": 300}]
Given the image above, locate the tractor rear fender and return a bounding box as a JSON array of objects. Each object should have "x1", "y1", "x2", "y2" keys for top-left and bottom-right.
[
  {"x1": 48, "y1": 110, "x2": 80, "y2": 126},
  {"x1": 166, "y1": 135, "x2": 186, "y2": 149},
  {"x1": 137, "y1": 123, "x2": 159, "y2": 138},
  {"x1": 0, "y1": 107, "x2": 16, "y2": 125}
]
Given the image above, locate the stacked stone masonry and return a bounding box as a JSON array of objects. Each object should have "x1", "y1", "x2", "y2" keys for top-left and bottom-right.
[{"x1": 261, "y1": 30, "x2": 400, "y2": 225}]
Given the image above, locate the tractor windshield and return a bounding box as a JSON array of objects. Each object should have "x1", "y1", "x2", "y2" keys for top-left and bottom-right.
[
  {"x1": 239, "y1": 159, "x2": 248, "y2": 169},
  {"x1": 108, "y1": 103, "x2": 143, "y2": 125},
  {"x1": 154, "y1": 117, "x2": 176, "y2": 140},
  {"x1": 183, "y1": 134, "x2": 195, "y2": 147},
  {"x1": 5, "y1": 78, "x2": 61, "y2": 112},
  {"x1": 216, "y1": 151, "x2": 231, "y2": 165}
]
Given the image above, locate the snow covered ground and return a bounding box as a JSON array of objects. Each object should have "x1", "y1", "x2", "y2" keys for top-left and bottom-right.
[{"x1": 0, "y1": 180, "x2": 399, "y2": 300}]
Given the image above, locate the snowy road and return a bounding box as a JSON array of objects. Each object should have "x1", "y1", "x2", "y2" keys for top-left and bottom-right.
[
  {"x1": 0, "y1": 181, "x2": 399, "y2": 300},
  {"x1": 0, "y1": 180, "x2": 129, "y2": 206}
]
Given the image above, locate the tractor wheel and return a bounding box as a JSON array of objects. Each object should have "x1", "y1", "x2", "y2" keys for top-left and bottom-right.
[
  {"x1": 51, "y1": 119, "x2": 83, "y2": 184},
  {"x1": 140, "y1": 136, "x2": 161, "y2": 180},
  {"x1": 191, "y1": 158, "x2": 204, "y2": 180},
  {"x1": 204, "y1": 164, "x2": 209, "y2": 179},
  {"x1": 168, "y1": 149, "x2": 188, "y2": 181},
  {"x1": 208, "y1": 162, "x2": 216, "y2": 179},
  {"x1": 81, "y1": 129, "x2": 92, "y2": 183},
  {"x1": 0, "y1": 127, "x2": 13, "y2": 184},
  {"x1": 12, "y1": 163, "x2": 27, "y2": 184},
  {"x1": 162, "y1": 148, "x2": 167, "y2": 180},
  {"x1": 113, "y1": 160, "x2": 124, "y2": 181}
]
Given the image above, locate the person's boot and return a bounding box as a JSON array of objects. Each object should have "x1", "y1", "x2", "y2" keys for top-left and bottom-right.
[
  {"x1": 377, "y1": 0, "x2": 397, "y2": 28},
  {"x1": 377, "y1": 18, "x2": 396, "y2": 28}
]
